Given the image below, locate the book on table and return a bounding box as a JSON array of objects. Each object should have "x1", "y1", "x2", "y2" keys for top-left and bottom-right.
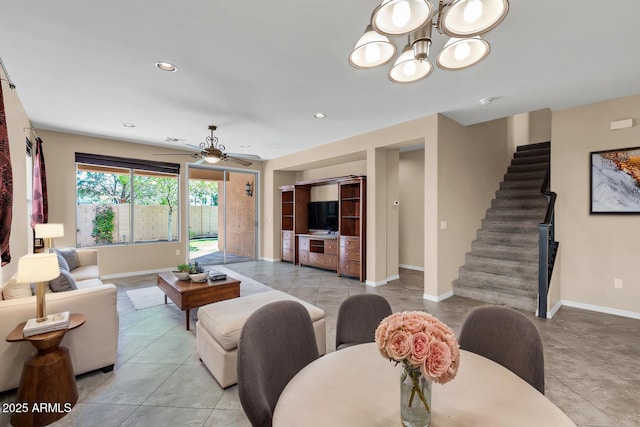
[{"x1": 23, "y1": 311, "x2": 70, "y2": 337}]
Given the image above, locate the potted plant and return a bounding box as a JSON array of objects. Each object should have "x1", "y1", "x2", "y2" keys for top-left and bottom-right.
[
  {"x1": 173, "y1": 264, "x2": 191, "y2": 280},
  {"x1": 188, "y1": 261, "x2": 208, "y2": 282}
]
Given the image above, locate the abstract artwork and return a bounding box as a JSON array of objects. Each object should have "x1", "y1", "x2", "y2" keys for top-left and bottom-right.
[{"x1": 590, "y1": 146, "x2": 640, "y2": 214}]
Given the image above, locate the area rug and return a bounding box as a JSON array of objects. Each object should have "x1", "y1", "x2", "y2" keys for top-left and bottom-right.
[
  {"x1": 125, "y1": 267, "x2": 272, "y2": 310},
  {"x1": 125, "y1": 286, "x2": 169, "y2": 310}
]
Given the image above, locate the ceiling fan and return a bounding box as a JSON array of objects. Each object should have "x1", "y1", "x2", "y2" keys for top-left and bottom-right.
[{"x1": 154, "y1": 125, "x2": 261, "y2": 166}]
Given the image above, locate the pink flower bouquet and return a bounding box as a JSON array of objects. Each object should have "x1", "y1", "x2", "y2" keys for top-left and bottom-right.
[{"x1": 375, "y1": 311, "x2": 460, "y2": 414}]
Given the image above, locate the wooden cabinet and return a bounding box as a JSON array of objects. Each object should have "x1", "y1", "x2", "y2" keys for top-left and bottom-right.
[
  {"x1": 280, "y1": 176, "x2": 366, "y2": 281},
  {"x1": 298, "y1": 235, "x2": 339, "y2": 272},
  {"x1": 338, "y1": 178, "x2": 366, "y2": 281}
]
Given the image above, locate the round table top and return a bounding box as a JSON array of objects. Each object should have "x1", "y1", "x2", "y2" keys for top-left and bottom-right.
[
  {"x1": 273, "y1": 342, "x2": 576, "y2": 427},
  {"x1": 6, "y1": 313, "x2": 86, "y2": 342}
]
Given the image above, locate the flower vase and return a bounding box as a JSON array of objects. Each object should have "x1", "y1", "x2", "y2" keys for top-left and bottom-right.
[{"x1": 400, "y1": 364, "x2": 432, "y2": 427}]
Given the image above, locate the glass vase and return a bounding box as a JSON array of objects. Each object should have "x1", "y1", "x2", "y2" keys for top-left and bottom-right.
[{"x1": 400, "y1": 364, "x2": 432, "y2": 427}]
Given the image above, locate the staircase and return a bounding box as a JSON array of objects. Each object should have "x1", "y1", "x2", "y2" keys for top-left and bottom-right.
[{"x1": 452, "y1": 142, "x2": 550, "y2": 312}]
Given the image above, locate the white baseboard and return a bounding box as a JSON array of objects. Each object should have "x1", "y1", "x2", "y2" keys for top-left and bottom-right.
[
  {"x1": 366, "y1": 279, "x2": 387, "y2": 287},
  {"x1": 399, "y1": 264, "x2": 425, "y2": 272},
  {"x1": 423, "y1": 290, "x2": 453, "y2": 302},
  {"x1": 387, "y1": 274, "x2": 400, "y2": 282},
  {"x1": 560, "y1": 299, "x2": 640, "y2": 320},
  {"x1": 260, "y1": 257, "x2": 279, "y2": 263}
]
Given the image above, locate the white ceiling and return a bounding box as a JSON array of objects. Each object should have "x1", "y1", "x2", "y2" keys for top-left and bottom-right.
[{"x1": 2, "y1": 1, "x2": 640, "y2": 160}]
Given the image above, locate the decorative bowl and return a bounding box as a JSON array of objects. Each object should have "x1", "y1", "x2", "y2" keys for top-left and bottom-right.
[
  {"x1": 172, "y1": 271, "x2": 190, "y2": 280},
  {"x1": 189, "y1": 272, "x2": 209, "y2": 282}
]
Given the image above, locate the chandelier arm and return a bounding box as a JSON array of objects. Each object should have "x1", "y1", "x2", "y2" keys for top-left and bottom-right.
[{"x1": 434, "y1": 0, "x2": 453, "y2": 34}]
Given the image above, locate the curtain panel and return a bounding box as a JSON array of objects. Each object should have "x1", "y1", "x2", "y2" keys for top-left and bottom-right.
[{"x1": 0, "y1": 83, "x2": 12, "y2": 265}]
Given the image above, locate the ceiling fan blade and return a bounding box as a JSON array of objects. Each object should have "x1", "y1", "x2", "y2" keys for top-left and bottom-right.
[
  {"x1": 153, "y1": 152, "x2": 196, "y2": 156},
  {"x1": 225, "y1": 153, "x2": 261, "y2": 160},
  {"x1": 226, "y1": 156, "x2": 252, "y2": 166}
]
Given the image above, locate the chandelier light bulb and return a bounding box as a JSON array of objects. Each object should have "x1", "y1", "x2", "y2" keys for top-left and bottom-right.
[
  {"x1": 392, "y1": 1, "x2": 411, "y2": 27},
  {"x1": 463, "y1": 0, "x2": 483, "y2": 23},
  {"x1": 365, "y1": 43, "x2": 382, "y2": 64},
  {"x1": 454, "y1": 42, "x2": 471, "y2": 60},
  {"x1": 403, "y1": 61, "x2": 417, "y2": 76}
]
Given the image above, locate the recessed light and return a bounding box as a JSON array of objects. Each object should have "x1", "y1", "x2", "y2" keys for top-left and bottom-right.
[
  {"x1": 155, "y1": 61, "x2": 177, "y2": 72},
  {"x1": 314, "y1": 112, "x2": 327, "y2": 119},
  {"x1": 122, "y1": 123, "x2": 135, "y2": 128},
  {"x1": 240, "y1": 144, "x2": 250, "y2": 148}
]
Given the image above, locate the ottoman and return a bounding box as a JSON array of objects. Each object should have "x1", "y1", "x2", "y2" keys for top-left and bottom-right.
[{"x1": 196, "y1": 290, "x2": 326, "y2": 388}]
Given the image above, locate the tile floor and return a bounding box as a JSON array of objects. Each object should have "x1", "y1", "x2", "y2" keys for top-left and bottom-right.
[{"x1": 1, "y1": 261, "x2": 639, "y2": 426}]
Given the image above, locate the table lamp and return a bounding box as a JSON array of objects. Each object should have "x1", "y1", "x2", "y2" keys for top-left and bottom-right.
[
  {"x1": 35, "y1": 223, "x2": 64, "y2": 251},
  {"x1": 16, "y1": 253, "x2": 60, "y2": 322}
]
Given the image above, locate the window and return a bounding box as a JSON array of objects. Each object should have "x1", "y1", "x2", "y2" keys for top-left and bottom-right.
[{"x1": 75, "y1": 153, "x2": 180, "y2": 247}]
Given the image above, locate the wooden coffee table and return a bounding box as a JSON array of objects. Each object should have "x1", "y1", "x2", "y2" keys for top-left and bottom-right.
[{"x1": 157, "y1": 272, "x2": 240, "y2": 330}]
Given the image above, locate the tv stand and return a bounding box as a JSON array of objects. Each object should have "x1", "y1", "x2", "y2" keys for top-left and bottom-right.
[{"x1": 298, "y1": 234, "x2": 338, "y2": 272}]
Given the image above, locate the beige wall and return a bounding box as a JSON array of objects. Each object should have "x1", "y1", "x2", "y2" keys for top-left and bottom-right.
[
  {"x1": 399, "y1": 149, "x2": 425, "y2": 269},
  {"x1": 433, "y1": 115, "x2": 510, "y2": 298},
  {"x1": 552, "y1": 94, "x2": 640, "y2": 316},
  {"x1": 218, "y1": 171, "x2": 257, "y2": 258}
]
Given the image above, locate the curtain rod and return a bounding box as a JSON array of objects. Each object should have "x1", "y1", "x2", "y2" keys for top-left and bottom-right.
[{"x1": 0, "y1": 57, "x2": 16, "y2": 89}]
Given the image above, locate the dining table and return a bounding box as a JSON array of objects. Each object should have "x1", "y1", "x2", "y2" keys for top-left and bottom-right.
[{"x1": 273, "y1": 342, "x2": 576, "y2": 427}]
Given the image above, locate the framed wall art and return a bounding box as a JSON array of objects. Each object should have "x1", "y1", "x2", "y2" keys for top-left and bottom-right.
[{"x1": 590, "y1": 146, "x2": 640, "y2": 214}]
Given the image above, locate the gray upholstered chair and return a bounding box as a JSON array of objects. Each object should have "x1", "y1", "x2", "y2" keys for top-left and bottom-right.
[
  {"x1": 335, "y1": 293, "x2": 392, "y2": 350},
  {"x1": 237, "y1": 300, "x2": 320, "y2": 427},
  {"x1": 458, "y1": 305, "x2": 545, "y2": 394}
]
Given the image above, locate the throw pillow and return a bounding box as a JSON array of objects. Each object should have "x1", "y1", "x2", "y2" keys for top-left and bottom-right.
[
  {"x1": 54, "y1": 251, "x2": 70, "y2": 271},
  {"x1": 1, "y1": 275, "x2": 34, "y2": 300},
  {"x1": 54, "y1": 247, "x2": 79, "y2": 271},
  {"x1": 48, "y1": 269, "x2": 78, "y2": 292}
]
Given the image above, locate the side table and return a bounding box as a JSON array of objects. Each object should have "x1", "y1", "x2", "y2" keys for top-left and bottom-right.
[{"x1": 5, "y1": 313, "x2": 86, "y2": 427}]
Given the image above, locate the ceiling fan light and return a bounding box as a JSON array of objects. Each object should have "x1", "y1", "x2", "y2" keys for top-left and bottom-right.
[
  {"x1": 349, "y1": 25, "x2": 397, "y2": 69},
  {"x1": 437, "y1": 36, "x2": 490, "y2": 70},
  {"x1": 203, "y1": 156, "x2": 221, "y2": 164},
  {"x1": 389, "y1": 45, "x2": 433, "y2": 84},
  {"x1": 440, "y1": 0, "x2": 509, "y2": 37},
  {"x1": 372, "y1": 0, "x2": 435, "y2": 37}
]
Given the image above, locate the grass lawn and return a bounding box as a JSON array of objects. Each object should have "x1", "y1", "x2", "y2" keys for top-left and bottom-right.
[{"x1": 189, "y1": 238, "x2": 219, "y2": 252}]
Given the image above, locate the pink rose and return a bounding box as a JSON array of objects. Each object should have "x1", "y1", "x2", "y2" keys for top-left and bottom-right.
[
  {"x1": 375, "y1": 322, "x2": 390, "y2": 358},
  {"x1": 436, "y1": 342, "x2": 460, "y2": 384},
  {"x1": 421, "y1": 339, "x2": 452, "y2": 381},
  {"x1": 386, "y1": 312, "x2": 404, "y2": 333},
  {"x1": 403, "y1": 312, "x2": 428, "y2": 334},
  {"x1": 408, "y1": 332, "x2": 430, "y2": 366},
  {"x1": 386, "y1": 330, "x2": 412, "y2": 360}
]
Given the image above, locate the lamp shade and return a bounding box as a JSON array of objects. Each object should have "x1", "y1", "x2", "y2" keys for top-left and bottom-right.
[
  {"x1": 16, "y1": 253, "x2": 60, "y2": 283},
  {"x1": 389, "y1": 45, "x2": 433, "y2": 83},
  {"x1": 440, "y1": 0, "x2": 509, "y2": 37},
  {"x1": 203, "y1": 156, "x2": 221, "y2": 164},
  {"x1": 437, "y1": 36, "x2": 490, "y2": 70},
  {"x1": 372, "y1": 0, "x2": 434, "y2": 37},
  {"x1": 35, "y1": 223, "x2": 65, "y2": 239},
  {"x1": 349, "y1": 25, "x2": 397, "y2": 69}
]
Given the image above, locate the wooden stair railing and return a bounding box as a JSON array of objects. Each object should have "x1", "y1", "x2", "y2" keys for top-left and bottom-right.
[{"x1": 538, "y1": 168, "x2": 559, "y2": 318}]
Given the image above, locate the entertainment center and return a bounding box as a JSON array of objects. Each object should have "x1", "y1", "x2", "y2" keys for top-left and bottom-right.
[{"x1": 280, "y1": 175, "x2": 366, "y2": 281}]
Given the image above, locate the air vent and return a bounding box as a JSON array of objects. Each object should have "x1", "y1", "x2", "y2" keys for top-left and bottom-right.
[{"x1": 165, "y1": 137, "x2": 185, "y2": 143}]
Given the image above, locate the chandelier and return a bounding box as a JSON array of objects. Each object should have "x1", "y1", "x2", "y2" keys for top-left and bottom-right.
[{"x1": 349, "y1": 0, "x2": 509, "y2": 83}]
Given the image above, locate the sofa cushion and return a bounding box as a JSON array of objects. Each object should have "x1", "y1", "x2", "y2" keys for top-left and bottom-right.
[
  {"x1": 75, "y1": 278, "x2": 104, "y2": 289},
  {"x1": 54, "y1": 248, "x2": 80, "y2": 271},
  {"x1": 197, "y1": 290, "x2": 325, "y2": 351},
  {"x1": 49, "y1": 269, "x2": 78, "y2": 292},
  {"x1": 1, "y1": 276, "x2": 33, "y2": 300},
  {"x1": 71, "y1": 265, "x2": 100, "y2": 282}
]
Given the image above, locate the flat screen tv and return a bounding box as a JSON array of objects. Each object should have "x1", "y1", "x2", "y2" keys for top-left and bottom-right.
[{"x1": 308, "y1": 201, "x2": 338, "y2": 232}]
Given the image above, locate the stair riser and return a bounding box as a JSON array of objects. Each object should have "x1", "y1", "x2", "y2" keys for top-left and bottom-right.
[
  {"x1": 504, "y1": 171, "x2": 546, "y2": 181},
  {"x1": 511, "y1": 155, "x2": 550, "y2": 166},
  {"x1": 470, "y1": 242, "x2": 538, "y2": 260},
  {"x1": 516, "y1": 142, "x2": 550, "y2": 151},
  {"x1": 514, "y1": 148, "x2": 550, "y2": 158},
  {"x1": 495, "y1": 189, "x2": 544, "y2": 199},
  {"x1": 507, "y1": 163, "x2": 549, "y2": 173},
  {"x1": 476, "y1": 231, "x2": 538, "y2": 245},
  {"x1": 499, "y1": 180, "x2": 541, "y2": 190},
  {"x1": 481, "y1": 219, "x2": 540, "y2": 232},
  {"x1": 452, "y1": 284, "x2": 537, "y2": 312},
  {"x1": 464, "y1": 256, "x2": 538, "y2": 278},
  {"x1": 491, "y1": 199, "x2": 548, "y2": 209},
  {"x1": 457, "y1": 268, "x2": 536, "y2": 290},
  {"x1": 485, "y1": 208, "x2": 544, "y2": 220}
]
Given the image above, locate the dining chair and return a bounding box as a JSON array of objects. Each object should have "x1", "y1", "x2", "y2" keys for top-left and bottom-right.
[
  {"x1": 458, "y1": 305, "x2": 545, "y2": 394},
  {"x1": 237, "y1": 300, "x2": 320, "y2": 427},
  {"x1": 335, "y1": 293, "x2": 392, "y2": 350}
]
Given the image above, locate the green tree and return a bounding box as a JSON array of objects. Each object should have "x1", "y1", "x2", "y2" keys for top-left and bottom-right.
[
  {"x1": 76, "y1": 171, "x2": 130, "y2": 204},
  {"x1": 189, "y1": 180, "x2": 218, "y2": 206},
  {"x1": 92, "y1": 205, "x2": 115, "y2": 244}
]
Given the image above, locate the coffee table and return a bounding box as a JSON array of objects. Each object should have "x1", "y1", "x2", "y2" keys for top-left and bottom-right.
[{"x1": 157, "y1": 272, "x2": 240, "y2": 330}]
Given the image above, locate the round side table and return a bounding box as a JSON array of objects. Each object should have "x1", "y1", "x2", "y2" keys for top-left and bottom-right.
[{"x1": 6, "y1": 313, "x2": 86, "y2": 427}]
